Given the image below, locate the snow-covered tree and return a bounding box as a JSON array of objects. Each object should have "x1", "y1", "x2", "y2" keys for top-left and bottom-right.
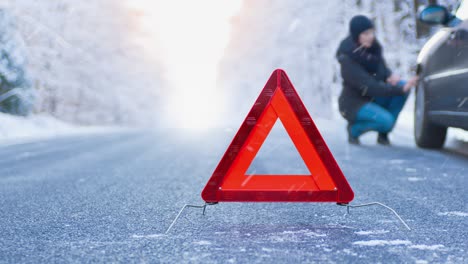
[
  {"x1": 0, "y1": 8, "x2": 34, "y2": 116},
  {"x1": 7, "y1": 0, "x2": 163, "y2": 125}
]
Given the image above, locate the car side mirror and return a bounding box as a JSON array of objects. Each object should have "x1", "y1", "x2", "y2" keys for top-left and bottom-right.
[{"x1": 419, "y1": 5, "x2": 450, "y2": 25}]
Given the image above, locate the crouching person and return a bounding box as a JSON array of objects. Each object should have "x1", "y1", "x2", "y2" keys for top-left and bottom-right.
[{"x1": 336, "y1": 15, "x2": 418, "y2": 145}]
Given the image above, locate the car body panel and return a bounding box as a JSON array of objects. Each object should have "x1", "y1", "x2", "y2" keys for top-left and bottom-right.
[{"x1": 417, "y1": 1, "x2": 468, "y2": 130}]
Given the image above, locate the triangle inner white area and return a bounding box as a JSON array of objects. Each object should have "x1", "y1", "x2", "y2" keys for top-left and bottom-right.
[{"x1": 246, "y1": 119, "x2": 310, "y2": 175}]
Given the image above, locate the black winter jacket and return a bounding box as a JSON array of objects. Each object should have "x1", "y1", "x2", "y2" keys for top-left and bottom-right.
[{"x1": 336, "y1": 36, "x2": 406, "y2": 123}]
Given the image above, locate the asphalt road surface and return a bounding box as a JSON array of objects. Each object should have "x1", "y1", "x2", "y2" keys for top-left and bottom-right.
[{"x1": 0, "y1": 122, "x2": 467, "y2": 263}]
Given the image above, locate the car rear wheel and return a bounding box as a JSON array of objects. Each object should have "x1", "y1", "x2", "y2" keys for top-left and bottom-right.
[{"x1": 414, "y1": 80, "x2": 447, "y2": 148}]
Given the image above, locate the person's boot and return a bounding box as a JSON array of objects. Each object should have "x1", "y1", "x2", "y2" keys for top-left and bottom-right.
[
  {"x1": 377, "y1": 133, "x2": 391, "y2": 145},
  {"x1": 347, "y1": 124, "x2": 360, "y2": 145}
]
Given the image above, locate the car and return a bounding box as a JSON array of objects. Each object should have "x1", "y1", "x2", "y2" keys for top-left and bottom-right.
[{"x1": 415, "y1": 1, "x2": 468, "y2": 148}]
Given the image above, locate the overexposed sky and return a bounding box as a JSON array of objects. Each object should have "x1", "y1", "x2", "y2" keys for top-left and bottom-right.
[{"x1": 126, "y1": 0, "x2": 243, "y2": 129}]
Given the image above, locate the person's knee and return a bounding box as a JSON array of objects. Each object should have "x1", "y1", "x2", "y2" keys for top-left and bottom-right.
[
  {"x1": 378, "y1": 114, "x2": 395, "y2": 133},
  {"x1": 397, "y1": 94, "x2": 409, "y2": 106}
]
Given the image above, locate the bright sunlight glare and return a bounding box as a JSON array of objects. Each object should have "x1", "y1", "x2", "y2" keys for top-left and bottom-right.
[{"x1": 126, "y1": 0, "x2": 242, "y2": 130}]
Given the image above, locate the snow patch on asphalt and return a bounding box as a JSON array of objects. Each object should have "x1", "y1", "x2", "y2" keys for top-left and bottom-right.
[
  {"x1": 415, "y1": 261, "x2": 429, "y2": 264},
  {"x1": 132, "y1": 234, "x2": 165, "y2": 239},
  {"x1": 269, "y1": 229, "x2": 327, "y2": 243},
  {"x1": 282, "y1": 229, "x2": 327, "y2": 237},
  {"x1": 354, "y1": 240, "x2": 445, "y2": 251},
  {"x1": 193, "y1": 240, "x2": 212, "y2": 246},
  {"x1": 261, "y1": 247, "x2": 274, "y2": 252},
  {"x1": 389, "y1": 159, "x2": 405, "y2": 164},
  {"x1": 409, "y1": 244, "x2": 445, "y2": 250},
  {"x1": 354, "y1": 230, "x2": 389, "y2": 235},
  {"x1": 342, "y1": 248, "x2": 358, "y2": 256},
  {"x1": 438, "y1": 211, "x2": 468, "y2": 217},
  {"x1": 407, "y1": 177, "x2": 426, "y2": 182},
  {"x1": 353, "y1": 239, "x2": 411, "y2": 246}
]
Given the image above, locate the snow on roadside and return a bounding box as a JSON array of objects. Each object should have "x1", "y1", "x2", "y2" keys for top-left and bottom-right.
[
  {"x1": 0, "y1": 113, "x2": 117, "y2": 145},
  {"x1": 449, "y1": 128, "x2": 468, "y2": 142}
]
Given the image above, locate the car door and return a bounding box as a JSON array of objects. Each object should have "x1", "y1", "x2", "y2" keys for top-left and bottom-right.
[
  {"x1": 423, "y1": 27, "x2": 458, "y2": 114},
  {"x1": 451, "y1": 20, "x2": 468, "y2": 116}
]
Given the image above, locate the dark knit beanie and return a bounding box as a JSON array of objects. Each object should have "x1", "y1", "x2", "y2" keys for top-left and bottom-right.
[{"x1": 349, "y1": 15, "x2": 374, "y2": 42}]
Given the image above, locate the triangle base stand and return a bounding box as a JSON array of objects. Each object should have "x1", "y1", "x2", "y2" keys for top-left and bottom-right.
[
  {"x1": 164, "y1": 201, "x2": 411, "y2": 234},
  {"x1": 337, "y1": 202, "x2": 411, "y2": 230},
  {"x1": 165, "y1": 202, "x2": 218, "y2": 234}
]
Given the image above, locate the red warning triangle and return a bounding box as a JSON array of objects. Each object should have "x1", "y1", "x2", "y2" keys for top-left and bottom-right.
[{"x1": 202, "y1": 69, "x2": 354, "y2": 203}]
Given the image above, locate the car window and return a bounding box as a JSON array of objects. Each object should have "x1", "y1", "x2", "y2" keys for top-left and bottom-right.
[{"x1": 456, "y1": 0, "x2": 468, "y2": 20}]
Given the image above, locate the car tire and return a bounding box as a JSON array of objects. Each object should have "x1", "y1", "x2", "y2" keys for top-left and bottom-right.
[{"x1": 414, "y1": 80, "x2": 447, "y2": 149}]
